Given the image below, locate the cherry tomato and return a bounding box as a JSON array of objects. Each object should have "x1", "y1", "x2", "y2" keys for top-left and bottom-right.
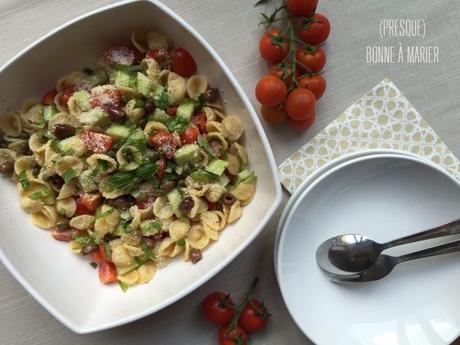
[
  {"x1": 103, "y1": 45, "x2": 143, "y2": 66},
  {"x1": 288, "y1": 112, "x2": 316, "y2": 130},
  {"x1": 136, "y1": 194, "x2": 156, "y2": 210},
  {"x1": 239, "y1": 299, "x2": 270, "y2": 333},
  {"x1": 155, "y1": 159, "x2": 167, "y2": 179},
  {"x1": 51, "y1": 229, "x2": 74, "y2": 242},
  {"x1": 75, "y1": 196, "x2": 91, "y2": 215},
  {"x1": 218, "y1": 324, "x2": 248, "y2": 345},
  {"x1": 89, "y1": 86, "x2": 121, "y2": 110},
  {"x1": 81, "y1": 131, "x2": 113, "y2": 153},
  {"x1": 259, "y1": 28, "x2": 289, "y2": 64},
  {"x1": 90, "y1": 245, "x2": 110, "y2": 263},
  {"x1": 191, "y1": 111, "x2": 207, "y2": 133},
  {"x1": 147, "y1": 48, "x2": 169, "y2": 64},
  {"x1": 297, "y1": 74, "x2": 326, "y2": 100},
  {"x1": 170, "y1": 47, "x2": 197, "y2": 77},
  {"x1": 165, "y1": 106, "x2": 177, "y2": 116},
  {"x1": 202, "y1": 292, "x2": 235, "y2": 325},
  {"x1": 255, "y1": 75, "x2": 287, "y2": 107},
  {"x1": 61, "y1": 86, "x2": 75, "y2": 105},
  {"x1": 148, "y1": 130, "x2": 177, "y2": 159},
  {"x1": 98, "y1": 261, "x2": 117, "y2": 284},
  {"x1": 260, "y1": 105, "x2": 287, "y2": 124},
  {"x1": 78, "y1": 192, "x2": 102, "y2": 212},
  {"x1": 296, "y1": 46, "x2": 326, "y2": 73},
  {"x1": 180, "y1": 127, "x2": 199, "y2": 144},
  {"x1": 298, "y1": 13, "x2": 331, "y2": 46},
  {"x1": 209, "y1": 140, "x2": 223, "y2": 158},
  {"x1": 285, "y1": 88, "x2": 316, "y2": 121},
  {"x1": 42, "y1": 89, "x2": 57, "y2": 105},
  {"x1": 268, "y1": 64, "x2": 294, "y2": 87},
  {"x1": 287, "y1": 0, "x2": 318, "y2": 16}
]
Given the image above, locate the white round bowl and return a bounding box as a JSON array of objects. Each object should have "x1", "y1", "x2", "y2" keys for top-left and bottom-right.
[{"x1": 276, "y1": 153, "x2": 460, "y2": 345}]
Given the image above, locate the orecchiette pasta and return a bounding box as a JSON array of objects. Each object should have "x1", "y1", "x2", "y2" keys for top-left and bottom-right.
[{"x1": 1, "y1": 29, "x2": 256, "y2": 290}]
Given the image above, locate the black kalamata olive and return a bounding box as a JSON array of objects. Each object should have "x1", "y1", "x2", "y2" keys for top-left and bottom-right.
[
  {"x1": 152, "y1": 231, "x2": 168, "y2": 242},
  {"x1": 205, "y1": 88, "x2": 220, "y2": 103},
  {"x1": 49, "y1": 175, "x2": 64, "y2": 190},
  {"x1": 81, "y1": 243, "x2": 99, "y2": 255},
  {"x1": 53, "y1": 124, "x2": 75, "y2": 139},
  {"x1": 161, "y1": 180, "x2": 176, "y2": 193},
  {"x1": 177, "y1": 180, "x2": 185, "y2": 188},
  {"x1": 182, "y1": 163, "x2": 192, "y2": 175},
  {"x1": 18, "y1": 142, "x2": 32, "y2": 155},
  {"x1": 55, "y1": 218, "x2": 69, "y2": 231},
  {"x1": 108, "y1": 108, "x2": 127, "y2": 123},
  {"x1": 108, "y1": 195, "x2": 135, "y2": 210},
  {"x1": 179, "y1": 196, "x2": 194, "y2": 213},
  {"x1": 32, "y1": 166, "x2": 41, "y2": 177},
  {"x1": 143, "y1": 100, "x2": 156, "y2": 114},
  {"x1": 189, "y1": 248, "x2": 202, "y2": 264},
  {"x1": 0, "y1": 161, "x2": 14, "y2": 176},
  {"x1": 221, "y1": 192, "x2": 236, "y2": 206}
]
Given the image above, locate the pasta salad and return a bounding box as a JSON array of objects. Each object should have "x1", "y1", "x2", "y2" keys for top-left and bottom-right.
[{"x1": 0, "y1": 30, "x2": 256, "y2": 290}]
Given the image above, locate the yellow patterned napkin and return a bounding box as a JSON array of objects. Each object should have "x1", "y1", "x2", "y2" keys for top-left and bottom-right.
[{"x1": 279, "y1": 78, "x2": 460, "y2": 193}]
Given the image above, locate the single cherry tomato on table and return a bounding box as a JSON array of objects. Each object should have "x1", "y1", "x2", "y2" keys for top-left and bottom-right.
[
  {"x1": 103, "y1": 45, "x2": 143, "y2": 66},
  {"x1": 285, "y1": 88, "x2": 316, "y2": 121},
  {"x1": 180, "y1": 127, "x2": 199, "y2": 144},
  {"x1": 259, "y1": 28, "x2": 290, "y2": 64},
  {"x1": 42, "y1": 89, "x2": 57, "y2": 105},
  {"x1": 98, "y1": 261, "x2": 117, "y2": 284},
  {"x1": 202, "y1": 292, "x2": 235, "y2": 325},
  {"x1": 287, "y1": 0, "x2": 318, "y2": 17},
  {"x1": 170, "y1": 47, "x2": 197, "y2": 77},
  {"x1": 297, "y1": 74, "x2": 326, "y2": 100},
  {"x1": 218, "y1": 324, "x2": 248, "y2": 345},
  {"x1": 239, "y1": 299, "x2": 270, "y2": 333},
  {"x1": 298, "y1": 13, "x2": 331, "y2": 46},
  {"x1": 260, "y1": 104, "x2": 287, "y2": 124},
  {"x1": 148, "y1": 130, "x2": 177, "y2": 159},
  {"x1": 191, "y1": 111, "x2": 207, "y2": 133},
  {"x1": 78, "y1": 192, "x2": 102, "y2": 212},
  {"x1": 288, "y1": 110, "x2": 316, "y2": 130},
  {"x1": 296, "y1": 46, "x2": 326, "y2": 73},
  {"x1": 81, "y1": 131, "x2": 114, "y2": 153},
  {"x1": 255, "y1": 75, "x2": 287, "y2": 107},
  {"x1": 268, "y1": 64, "x2": 294, "y2": 87}
]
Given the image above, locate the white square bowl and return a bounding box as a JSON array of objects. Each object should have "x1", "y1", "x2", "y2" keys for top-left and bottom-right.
[{"x1": 0, "y1": 0, "x2": 281, "y2": 333}]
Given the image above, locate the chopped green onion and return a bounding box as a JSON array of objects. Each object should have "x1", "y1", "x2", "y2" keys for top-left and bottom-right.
[
  {"x1": 135, "y1": 163, "x2": 158, "y2": 179},
  {"x1": 176, "y1": 238, "x2": 186, "y2": 247},
  {"x1": 198, "y1": 135, "x2": 218, "y2": 159},
  {"x1": 166, "y1": 116, "x2": 189, "y2": 133},
  {"x1": 18, "y1": 170, "x2": 30, "y2": 189},
  {"x1": 118, "y1": 281, "x2": 129, "y2": 292},
  {"x1": 28, "y1": 186, "x2": 51, "y2": 200}
]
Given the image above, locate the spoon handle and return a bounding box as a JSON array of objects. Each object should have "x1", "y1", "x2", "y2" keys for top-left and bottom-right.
[
  {"x1": 383, "y1": 219, "x2": 460, "y2": 249},
  {"x1": 397, "y1": 239, "x2": 460, "y2": 263}
]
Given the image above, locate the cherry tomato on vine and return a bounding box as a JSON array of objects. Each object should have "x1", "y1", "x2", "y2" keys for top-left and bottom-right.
[
  {"x1": 239, "y1": 299, "x2": 270, "y2": 333},
  {"x1": 255, "y1": 75, "x2": 287, "y2": 107},
  {"x1": 285, "y1": 88, "x2": 316, "y2": 121},
  {"x1": 170, "y1": 47, "x2": 197, "y2": 77},
  {"x1": 295, "y1": 46, "x2": 326, "y2": 73},
  {"x1": 287, "y1": 0, "x2": 318, "y2": 17},
  {"x1": 298, "y1": 13, "x2": 331, "y2": 46},
  {"x1": 259, "y1": 28, "x2": 290, "y2": 64},
  {"x1": 202, "y1": 292, "x2": 235, "y2": 326},
  {"x1": 268, "y1": 64, "x2": 294, "y2": 87},
  {"x1": 260, "y1": 104, "x2": 287, "y2": 124},
  {"x1": 219, "y1": 324, "x2": 248, "y2": 345},
  {"x1": 297, "y1": 74, "x2": 326, "y2": 100},
  {"x1": 288, "y1": 113, "x2": 316, "y2": 130}
]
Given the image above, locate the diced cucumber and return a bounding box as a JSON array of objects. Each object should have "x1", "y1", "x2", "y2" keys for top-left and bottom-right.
[
  {"x1": 79, "y1": 108, "x2": 109, "y2": 126},
  {"x1": 174, "y1": 144, "x2": 200, "y2": 165},
  {"x1": 176, "y1": 101, "x2": 195, "y2": 120},
  {"x1": 190, "y1": 169, "x2": 218, "y2": 183},
  {"x1": 106, "y1": 124, "x2": 132, "y2": 141},
  {"x1": 205, "y1": 159, "x2": 228, "y2": 176},
  {"x1": 148, "y1": 108, "x2": 169, "y2": 123},
  {"x1": 72, "y1": 90, "x2": 91, "y2": 111},
  {"x1": 167, "y1": 188, "x2": 183, "y2": 211},
  {"x1": 114, "y1": 70, "x2": 132, "y2": 88},
  {"x1": 136, "y1": 72, "x2": 153, "y2": 97},
  {"x1": 139, "y1": 220, "x2": 162, "y2": 236}
]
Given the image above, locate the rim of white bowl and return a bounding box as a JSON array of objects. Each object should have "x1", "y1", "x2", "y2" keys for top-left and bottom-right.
[
  {"x1": 276, "y1": 152, "x2": 460, "y2": 344},
  {"x1": 0, "y1": 0, "x2": 282, "y2": 334}
]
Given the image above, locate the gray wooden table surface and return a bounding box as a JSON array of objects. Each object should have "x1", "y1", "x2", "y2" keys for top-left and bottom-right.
[{"x1": 1, "y1": 0, "x2": 460, "y2": 344}]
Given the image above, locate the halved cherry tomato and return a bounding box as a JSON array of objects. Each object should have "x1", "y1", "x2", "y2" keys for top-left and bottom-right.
[
  {"x1": 103, "y1": 45, "x2": 143, "y2": 66},
  {"x1": 98, "y1": 261, "x2": 117, "y2": 284},
  {"x1": 81, "y1": 131, "x2": 113, "y2": 153},
  {"x1": 191, "y1": 111, "x2": 207, "y2": 133},
  {"x1": 287, "y1": 0, "x2": 318, "y2": 17},
  {"x1": 136, "y1": 194, "x2": 156, "y2": 209},
  {"x1": 89, "y1": 86, "x2": 121, "y2": 110},
  {"x1": 297, "y1": 74, "x2": 326, "y2": 100},
  {"x1": 288, "y1": 111, "x2": 316, "y2": 130},
  {"x1": 51, "y1": 229, "x2": 74, "y2": 242},
  {"x1": 75, "y1": 196, "x2": 91, "y2": 215},
  {"x1": 90, "y1": 245, "x2": 110, "y2": 263},
  {"x1": 298, "y1": 13, "x2": 331, "y2": 46},
  {"x1": 260, "y1": 105, "x2": 287, "y2": 124},
  {"x1": 239, "y1": 299, "x2": 270, "y2": 333},
  {"x1": 296, "y1": 46, "x2": 326, "y2": 73},
  {"x1": 202, "y1": 292, "x2": 235, "y2": 325},
  {"x1": 219, "y1": 324, "x2": 248, "y2": 345},
  {"x1": 285, "y1": 88, "x2": 316, "y2": 121},
  {"x1": 268, "y1": 64, "x2": 294, "y2": 87},
  {"x1": 42, "y1": 89, "x2": 57, "y2": 105},
  {"x1": 255, "y1": 75, "x2": 287, "y2": 107},
  {"x1": 165, "y1": 106, "x2": 177, "y2": 116},
  {"x1": 155, "y1": 159, "x2": 167, "y2": 179},
  {"x1": 148, "y1": 130, "x2": 177, "y2": 159},
  {"x1": 170, "y1": 47, "x2": 197, "y2": 78},
  {"x1": 259, "y1": 28, "x2": 289, "y2": 64},
  {"x1": 180, "y1": 127, "x2": 199, "y2": 144},
  {"x1": 78, "y1": 192, "x2": 102, "y2": 212},
  {"x1": 209, "y1": 140, "x2": 223, "y2": 158},
  {"x1": 61, "y1": 86, "x2": 75, "y2": 105},
  {"x1": 147, "y1": 47, "x2": 169, "y2": 64}
]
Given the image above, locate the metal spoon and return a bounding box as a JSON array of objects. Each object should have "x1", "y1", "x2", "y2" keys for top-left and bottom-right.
[
  {"x1": 316, "y1": 219, "x2": 460, "y2": 273},
  {"x1": 320, "y1": 239, "x2": 460, "y2": 283}
]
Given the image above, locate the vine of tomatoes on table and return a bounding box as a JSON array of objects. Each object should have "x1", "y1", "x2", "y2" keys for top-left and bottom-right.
[{"x1": 255, "y1": 0, "x2": 331, "y2": 131}]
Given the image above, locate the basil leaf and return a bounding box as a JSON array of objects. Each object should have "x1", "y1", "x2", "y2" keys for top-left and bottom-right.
[
  {"x1": 28, "y1": 186, "x2": 51, "y2": 200},
  {"x1": 197, "y1": 135, "x2": 218, "y2": 159},
  {"x1": 153, "y1": 86, "x2": 171, "y2": 109},
  {"x1": 136, "y1": 163, "x2": 158, "y2": 179},
  {"x1": 107, "y1": 172, "x2": 137, "y2": 189},
  {"x1": 74, "y1": 235, "x2": 91, "y2": 245},
  {"x1": 190, "y1": 169, "x2": 218, "y2": 183},
  {"x1": 166, "y1": 116, "x2": 189, "y2": 133},
  {"x1": 18, "y1": 170, "x2": 30, "y2": 189}
]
